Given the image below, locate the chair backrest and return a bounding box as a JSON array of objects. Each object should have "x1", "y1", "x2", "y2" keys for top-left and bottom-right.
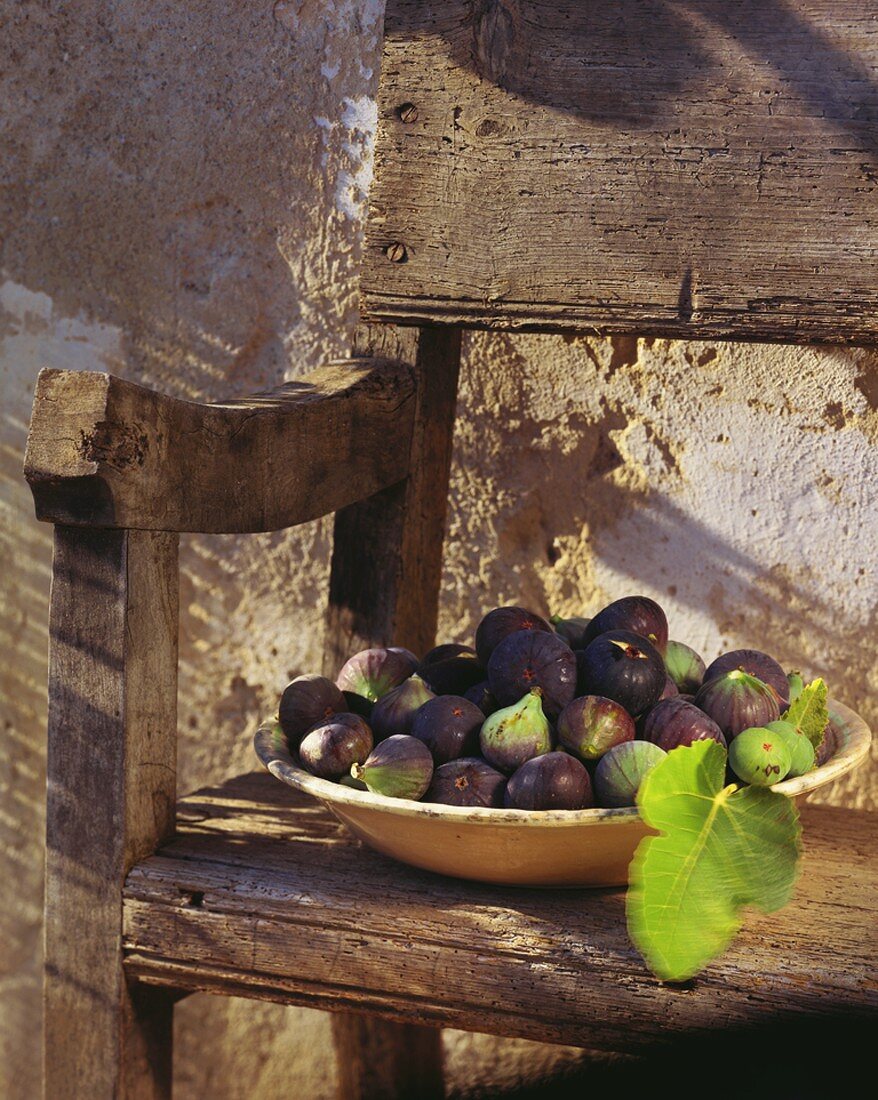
[{"x1": 361, "y1": 0, "x2": 878, "y2": 344}]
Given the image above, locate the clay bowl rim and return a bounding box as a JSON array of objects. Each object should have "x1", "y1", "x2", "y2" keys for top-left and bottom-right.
[{"x1": 254, "y1": 696, "x2": 870, "y2": 829}]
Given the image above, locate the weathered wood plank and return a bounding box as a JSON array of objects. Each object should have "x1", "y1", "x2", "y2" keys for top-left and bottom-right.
[
  {"x1": 362, "y1": 0, "x2": 878, "y2": 343},
  {"x1": 324, "y1": 324, "x2": 462, "y2": 667},
  {"x1": 123, "y1": 773, "x2": 878, "y2": 1053},
  {"x1": 323, "y1": 323, "x2": 460, "y2": 1097},
  {"x1": 47, "y1": 526, "x2": 179, "y2": 1099},
  {"x1": 25, "y1": 359, "x2": 416, "y2": 532}
]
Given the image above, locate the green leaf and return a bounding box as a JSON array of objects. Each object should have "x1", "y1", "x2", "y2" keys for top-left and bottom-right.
[
  {"x1": 781, "y1": 678, "x2": 829, "y2": 750},
  {"x1": 626, "y1": 741, "x2": 801, "y2": 982}
]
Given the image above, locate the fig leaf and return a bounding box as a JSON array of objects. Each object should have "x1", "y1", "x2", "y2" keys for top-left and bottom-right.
[
  {"x1": 626, "y1": 741, "x2": 801, "y2": 982},
  {"x1": 781, "y1": 678, "x2": 829, "y2": 750}
]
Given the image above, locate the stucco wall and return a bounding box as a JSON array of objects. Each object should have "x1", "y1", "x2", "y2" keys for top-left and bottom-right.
[{"x1": 1, "y1": 2, "x2": 875, "y2": 1097}]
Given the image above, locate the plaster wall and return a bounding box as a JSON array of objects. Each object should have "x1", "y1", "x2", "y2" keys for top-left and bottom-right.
[{"x1": 1, "y1": 2, "x2": 875, "y2": 1097}]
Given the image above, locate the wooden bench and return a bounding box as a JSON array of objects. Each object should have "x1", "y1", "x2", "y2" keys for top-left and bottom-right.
[{"x1": 25, "y1": 3, "x2": 877, "y2": 1097}]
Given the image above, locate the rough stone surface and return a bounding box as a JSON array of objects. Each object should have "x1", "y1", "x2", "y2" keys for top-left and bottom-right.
[{"x1": 0, "y1": 2, "x2": 875, "y2": 1097}]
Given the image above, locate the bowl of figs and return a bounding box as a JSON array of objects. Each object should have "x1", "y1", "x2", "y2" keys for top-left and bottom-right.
[{"x1": 254, "y1": 597, "x2": 871, "y2": 887}]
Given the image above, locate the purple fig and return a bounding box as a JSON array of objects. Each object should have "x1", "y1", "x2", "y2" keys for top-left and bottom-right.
[
  {"x1": 464, "y1": 680, "x2": 501, "y2": 716},
  {"x1": 342, "y1": 690, "x2": 373, "y2": 720},
  {"x1": 417, "y1": 647, "x2": 486, "y2": 696},
  {"x1": 694, "y1": 669, "x2": 780, "y2": 741},
  {"x1": 549, "y1": 615, "x2": 592, "y2": 650},
  {"x1": 642, "y1": 697, "x2": 727, "y2": 751},
  {"x1": 475, "y1": 606, "x2": 553, "y2": 665},
  {"x1": 421, "y1": 643, "x2": 477, "y2": 665},
  {"x1": 557, "y1": 696, "x2": 635, "y2": 762},
  {"x1": 577, "y1": 630, "x2": 666, "y2": 716},
  {"x1": 299, "y1": 713, "x2": 373, "y2": 780},
  {"x1": 487, "y1": 629, "x2": 577, "y2": 719},
  {"x1": 409, "y1": 695, "x2": 484, "y2": 764},
  {"x1": 479, "y1": 690, "x2": 553, "y2": 774},
  {"x1": 660, "y1": 675, "x2": 679, "y2": 700},
  {"x1": 369, "y1": 674, "x2": 435, "y2": 741},
  {"x1": 664, "y1": 640, "x2": 706, "y2": 695},
  {"x1": 703, "y1": 649, "x2": 789, "y2": 706},
  {"x1": 816, "y1": 723, "x2": 837, "y2": 766},
  {"x1": 278, "y1": 675, "x2": 346, "y2": 745},
  {"x1": 583, "y1": 596, "x2": 669, "y2": 654},
  {"x1": 594, "y1": 741, "x2": 667, "y2": 808},
  {"x1": 351, "y1": 735, "x2": 434, "y2": 800},
  {"x1": 728, "y1": 726, "x2": 792, "y2": 786},
  {"x1": 336, "y1": 647, "x2": 418, "y2": 702},
  {"x1": 424, "y1": 757, "x2": 507, "y2": 808},
  {"x1": 505, "y1": 752, "x2": 594, "y2": 810}
]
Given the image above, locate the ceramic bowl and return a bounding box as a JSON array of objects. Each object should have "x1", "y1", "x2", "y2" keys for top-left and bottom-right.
[{"x1": 253, "y1": 698, "x2": 871, "y2": 887}]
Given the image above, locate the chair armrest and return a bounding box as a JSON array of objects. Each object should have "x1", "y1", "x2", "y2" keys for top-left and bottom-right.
[{"x1": 24, "y1": 360, "x2": 416, "y2": 532}]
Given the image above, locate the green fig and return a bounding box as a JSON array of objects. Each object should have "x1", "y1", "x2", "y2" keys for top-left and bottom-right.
[
  {"x1": 479, "y1": 690, "x2": 552, "y2": 774},
  {"x1": 787, "y1": 670, "x2": 805, "y2": 704},
  {"x1": 351, "y1": 735, "x2": 434, "y2": 800},
  {"x1": 663, "y1": 640, "x2": 706, "y2": 695},
  {"x1": 728, "y1": 726, "x2": 792, "y2": 787},
  {"x1": 764, "y1": 719, "x2": 816, "y2": 777}
]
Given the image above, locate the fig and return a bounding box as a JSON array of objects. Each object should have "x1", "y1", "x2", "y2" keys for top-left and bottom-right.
[
  {"x1": 787, "y1": 670, "x2": 805, "y2": 704},
  {"x1": 369, "y1": 674, "x2": 435, "y2": 741},
  {"x1": 351, "y1": 735, "x2": 434, "y2": 800},
  {"x1": 549, "y1": 615, "x2": 592, "y2": 650},
  {"x1": 278, "y1": 674, "x2": 346, "y2": 745},
  {"x1": 505, "y1": 752, "x2": 594, "y2": 811},
  {"x1": 703, "y1": 649, "x2": 790, "y2": 706},
  {"x1": 417, "y1": 647, "x2": 486, "y2": 696},
  {"x1": 764, "y1": 719, "x2": 815, "y2": 777},
  {"x1": 583, "y1": 595, "x2": 669, "y2": 654},
  {"x1": 474, "y1": 606, "x2": 553, "y2": 665},
  {"x1": 464, "y1": 680, "x2": 500, "y2": 715},
  {"x1": 642, "y1": 697, "x2": 727, "y2": 751},
  {"x1": 421, "y1": 643, "x2": 477, "y2": 665},
  {"x1": 660, "y1": 675, "x2": 679, "y2": 700},
  {"x1": 594, "y1": 741, "x2": 667, "y2": 808},
  {"x1": 816, "y1": 723, "x2": 837, "y2": 766},
  {"x1": 336, "y1": 647, "x2": 418, "y2": 702},
  {"x1": 694, "y1": 669, "x2": 780, "y2": 741},
  {"x1": 487, "y1": 630, "x2": 577, "y2": 719},
  {"x1": 424, "y1": 757, "x2": 507, "y2": 808},
  {"x1": 479, "y1": 690, "x2": 553, "y2": 774},
  {"x1": 409, "y1": 695, "x2": 484, "y2": 764},
  {"x1": 728, "y1": 726, "x2": 792, "y2": 787},
  {"x1": 342, "y1": 690, "x2": 373, "y2": 720},
  {"x1": 664, "y1": 640, "x2": 706, "y2": 694},
  {"x1": 557, "y1": 695, "x2": 635, "y2": 762},
  {"x1": 576, "y1": 630, "x2": 666, "y2": 716},
  {"x1": 299, "y1": 713, "x2": 373, "y2": 780}
]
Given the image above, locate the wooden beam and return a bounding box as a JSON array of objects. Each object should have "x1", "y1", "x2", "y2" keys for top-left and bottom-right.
[
  {"x1": 46, "y1": 526, "x2": 178, "y2": 1099},
  {"x1": 362, "y1": 0, "x2": 878, "y2": 344},
  {"x1": 25, "y1": 359, "x2": 417, "y2": 533},
  {"x1": 122, "y1": 775, "x2": 878, "y2": 1050},
  {"x1": 324, "y1": 324, "x2": 462, "y2": 669}
]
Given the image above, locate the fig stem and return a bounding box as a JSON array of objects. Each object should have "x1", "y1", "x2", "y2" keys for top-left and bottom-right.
[{"x1": 351, "y1": 763, "x2": 365, "y2": 781}]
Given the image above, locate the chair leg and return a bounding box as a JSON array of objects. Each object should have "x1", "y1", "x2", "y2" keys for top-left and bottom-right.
[
  {"x1": 45, "y1": 527, "x2": 178, "y2": 1098},
  {"x1": 331, "y1": 1015, "x2": 444, "y2": 1100},
  {"x1": 324, "y1": 323, "x2": 462, "y2": 1099}
]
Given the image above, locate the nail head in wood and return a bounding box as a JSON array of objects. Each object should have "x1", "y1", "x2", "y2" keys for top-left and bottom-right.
[
  {"x1": 397, "y1": 102, "x2": 419, "y2": 123},
  {"x1": 386, "y1": 242, "x2": 408, "y2": 263}
]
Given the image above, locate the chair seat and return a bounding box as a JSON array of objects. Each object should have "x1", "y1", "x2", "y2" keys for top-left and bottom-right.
[{"x1": 123, "y1": 772, "x2": 877, "y2": 1052}]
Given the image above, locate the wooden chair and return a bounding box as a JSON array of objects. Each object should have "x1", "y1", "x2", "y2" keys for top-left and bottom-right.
[{"x1": 25, "y1": 3, "x2": 877, "y2": 1097}]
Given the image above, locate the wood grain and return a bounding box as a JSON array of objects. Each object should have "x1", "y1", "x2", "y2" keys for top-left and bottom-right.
[
  {"x1": 323, "y1": 324, "x2": 462, "y2": 668},
  {"x1": 47, "y1": 526, "x2": 179, "y2": 1099},
  {"x1": 25, "y1": 359, "x2": 417, "y2": 532},
  {"x1": 362, "y1": 0, "x2": 878, "y2": 343},
  {"x1": 123, "y1": 772, "x2": 878, "y2": 1053}
]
